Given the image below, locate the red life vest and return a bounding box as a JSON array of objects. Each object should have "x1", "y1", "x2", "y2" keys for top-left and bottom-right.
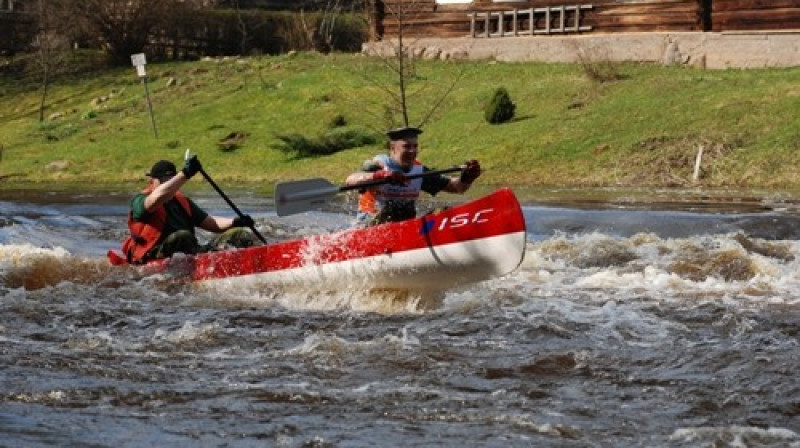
[{"x1": 121, "y1": 188, "x2": 192, "y2": 263}]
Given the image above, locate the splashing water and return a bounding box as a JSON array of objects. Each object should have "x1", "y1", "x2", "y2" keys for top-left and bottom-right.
[{"x1": 1, "y1": 191, "x2": 799, "y2": 448}]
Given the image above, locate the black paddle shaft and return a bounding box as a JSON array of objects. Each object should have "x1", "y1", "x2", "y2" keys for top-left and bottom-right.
[
  {"x1": 199, "y1": 167, "x2": 268, "y2": 244},
  {"x1": 340, "y1": 166, "x2": 464, "y2": 192}
]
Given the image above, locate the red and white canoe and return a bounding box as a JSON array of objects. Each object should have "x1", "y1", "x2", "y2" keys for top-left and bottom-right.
[{"x1": 108, "y1": 188, "x2": 526, "y2": 291}]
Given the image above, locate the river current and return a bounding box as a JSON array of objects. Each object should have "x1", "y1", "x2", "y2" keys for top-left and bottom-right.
[{"x1": 0, "y1": 188, "x2": 798, "y2": 448}]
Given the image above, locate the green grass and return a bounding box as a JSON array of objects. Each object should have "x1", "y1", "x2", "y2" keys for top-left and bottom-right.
[{"x1": 3, "y1": 51, "x2": 800, "y2": 195}]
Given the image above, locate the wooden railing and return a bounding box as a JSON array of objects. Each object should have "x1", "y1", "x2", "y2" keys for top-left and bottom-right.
[
  {"x1": 469, "y1": 4, "x2": 593, "y2": 38},
  {"x1": 469, "y1": 5, "x2": 592, "y2": 37}
]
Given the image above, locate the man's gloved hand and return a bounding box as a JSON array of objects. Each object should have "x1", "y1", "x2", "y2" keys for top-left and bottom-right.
[
  {"x1": 372, "y1": 170, "x2": 407, "y2": 185},
  {"x1": 460, "y1": 159, "x2": 481, "y2": 184},
  {"x1": 182, "y1": 156, "x2": 202, "y2": 179},
  {"x1": 232, "y1": 215, "x2": 254, "y2": 228}
]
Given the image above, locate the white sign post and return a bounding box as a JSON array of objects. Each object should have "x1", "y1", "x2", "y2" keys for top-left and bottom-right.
[{"x1": 131, "y1": 53, "x2": 158, "y2": 138}]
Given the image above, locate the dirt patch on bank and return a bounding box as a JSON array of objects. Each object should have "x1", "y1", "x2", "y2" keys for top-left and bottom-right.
[{"x1": 609, "y1": 134, "x2": 745, "y2": 187}]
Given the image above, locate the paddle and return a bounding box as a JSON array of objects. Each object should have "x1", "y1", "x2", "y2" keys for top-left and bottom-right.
[
  {"x1": 274, "y1": 166, "x2": 463, "y2": 217},
  {"x1": 186, "y1": 150, "x2": 268, "y2": 244}
]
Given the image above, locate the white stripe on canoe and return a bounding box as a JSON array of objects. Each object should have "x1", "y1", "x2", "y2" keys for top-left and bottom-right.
[{"x1": 196, "y1": 231, "x2": 527, "y2": 291}]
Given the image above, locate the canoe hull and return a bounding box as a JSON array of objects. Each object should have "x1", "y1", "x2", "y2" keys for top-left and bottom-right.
[
  {"x1": 114, "y1": 188, "x2": 527, "y2": 291},
  {"x1": 210, "y1": 231, "x2": 526, "y2": 291}
]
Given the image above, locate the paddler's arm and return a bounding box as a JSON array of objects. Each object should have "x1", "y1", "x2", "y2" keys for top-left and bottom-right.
[
  {"x1": 198, "y1": 215, "x2": 255, "y2": 233},
  {"x1": 345, "y1": 171, "x2": 377, "y2": 187},
  {"x1": 346, "y1": 160, "x2": 408, "y2": 188},
  {"x1": 143, "y1": 156, "x2": 203, "y2": 212},
  {"x1": 441, "y1": 159, "x2": 482, "y2": 194},
  {"x1": 197, "y1": 215, "x2": 234, "y2": 232},
  {"x1": 441, "y1": 177, "x2": 473, "y2": 194},
  {"x1": 347, "y1": 169, "x2": 408, "y2": 188},
  {"x1": 143, "y1": 172, "x2": 190, "y2": 211},
  {"x1": 345, "y1": 159, "x2": 405, "y2": 188}
]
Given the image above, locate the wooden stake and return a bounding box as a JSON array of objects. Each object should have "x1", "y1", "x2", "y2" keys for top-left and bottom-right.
[{"x1": 693, "y1": 145, "x2": 704, "y2": 183}]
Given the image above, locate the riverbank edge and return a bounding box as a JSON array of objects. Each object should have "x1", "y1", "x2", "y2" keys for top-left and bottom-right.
[{"x1": 4, "y1": 181, "x2": 800, "y2": 213}]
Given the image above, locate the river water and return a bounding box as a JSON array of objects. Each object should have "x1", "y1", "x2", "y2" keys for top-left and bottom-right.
[{"x1": 1, "y1": 187, "x2": 798, "y2": 448}]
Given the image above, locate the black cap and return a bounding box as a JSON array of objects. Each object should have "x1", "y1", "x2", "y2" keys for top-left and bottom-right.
[
  {"x1": 386, "y1": 127, "x2": 423, "y2": 140},
  {"x1": 146, "y1": 160, "x2": 177, "y2": 178}
]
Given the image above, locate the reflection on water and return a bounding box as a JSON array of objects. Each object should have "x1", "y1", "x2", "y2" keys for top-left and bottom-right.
[
  {"x1": 1, "y1": 187, "x2": 799, "y2": 448},
  {"x1": 509, "y1": 185, "x2": 800, "y2": 213}
]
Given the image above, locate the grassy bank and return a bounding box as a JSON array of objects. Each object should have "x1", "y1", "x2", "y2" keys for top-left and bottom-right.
[{"x1": 2, "y1": 52, "x2": 800, "y2": 195}]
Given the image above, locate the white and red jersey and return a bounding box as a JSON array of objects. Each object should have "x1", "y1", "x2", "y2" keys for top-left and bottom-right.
[{"x1": 358, "y1": 154, "x2": 426, "y2": 224}]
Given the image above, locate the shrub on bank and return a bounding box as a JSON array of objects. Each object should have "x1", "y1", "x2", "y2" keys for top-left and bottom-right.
[
  {"x1": 484, "y1": 87, "x2": 516, "y2": 124},
  {"x1": 272, "y1": 127, "x2": 378, "y2": 158}
]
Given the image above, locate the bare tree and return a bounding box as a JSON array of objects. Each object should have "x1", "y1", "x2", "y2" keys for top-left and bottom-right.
[
  {"x1": 351, "y1": 0, "x2": 468, "y2": 131},
  {"x1": 386, "y1": 0, "x2": 412, "y2": 127},
  {"x1": 230, "y1": 0, "x2": 249, "y2": 55},
  {"x1": 296, "y1": 0, "x2": 353, "y2": 52},
  {"x1": 67, "y1": 0, "x2": 173, "y2": 65},
  {"x1": 316, "y1": 0, "x2": 351, "y2": 52},
  {"x1": 31, "y1": 0, "x2": 70, "y2": 122},
  {"x1": 64, "y1": 0, "x2": 220, "y2": 64}
]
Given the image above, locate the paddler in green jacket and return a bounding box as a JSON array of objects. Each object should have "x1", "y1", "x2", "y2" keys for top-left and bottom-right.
[
  {"x1": 120, "y1": 156, "x2": 255, "y2": 263},
  {"x1": 345, "y1": 127, "x2": 482, "y2": 225}
]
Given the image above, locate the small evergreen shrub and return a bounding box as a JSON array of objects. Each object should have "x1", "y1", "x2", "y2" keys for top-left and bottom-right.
[
  {"x1": 484, "y1": 87, "x2": 516, "y2": 124},
  {"x1": 273, "y1": 128, "x2": 378, "y2": 158},
  {"x1": 328, "y1": 114, "x2": 347, "y2": 128}
]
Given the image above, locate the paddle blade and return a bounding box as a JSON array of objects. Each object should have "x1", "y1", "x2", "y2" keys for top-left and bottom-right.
[{"x1": 274, "y1": 178, "x2": 341, "y2": 216}]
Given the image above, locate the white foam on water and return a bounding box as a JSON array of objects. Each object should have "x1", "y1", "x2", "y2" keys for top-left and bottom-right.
[
  {"x1": 504, "y1": 232, "x2": 800, "y2": 306},
  {"x1": 0, "y1": 243, "x2": 71, "y2": 265},
  {"x1": 670, "y1": 425, "x2": 800, "y2": 447},
  {"x1": 192, "y1": 277, "x2": 448, "y2": 313},
  {"x1": 152, "y1": 321, "x2": 222, "y2": 345}
]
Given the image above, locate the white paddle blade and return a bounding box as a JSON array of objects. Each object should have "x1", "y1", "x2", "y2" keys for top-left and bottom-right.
[{"x1": 274, "y1": 178, "x2": 341, "y2": 216}]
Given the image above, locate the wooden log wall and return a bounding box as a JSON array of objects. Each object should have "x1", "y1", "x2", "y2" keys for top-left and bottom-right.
[
  {"x1": 711, "y1": 0, "x2": 800, "y2": 31},
  {"x1": 0, "y1": 11, "x2": 33, "y2": 54},
  {"x1": 376, "y1": 0, "x2": 800, "y2": 39},
  {"x1": 378, "y1": 0, "x2": 704, "y2": 38}
]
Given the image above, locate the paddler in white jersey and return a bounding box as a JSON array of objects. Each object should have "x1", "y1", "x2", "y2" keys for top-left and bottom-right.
[{"x1": 344, "y1": 127, "x2": 482, "y2": 225}]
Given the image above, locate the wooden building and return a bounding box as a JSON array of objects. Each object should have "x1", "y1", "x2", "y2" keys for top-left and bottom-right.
[
  {"x1": 0, "y1": 9, "x2": 32, "y2": 55},
  {"x1": 712, "y1": 0, "x2": 800, "y2": 32},
  {"x1": 0, "y1": 0, "x2": 22, "y2": 11},
  {"x1": 372, "y1": 0, "x2": 800, "y2": 39}
]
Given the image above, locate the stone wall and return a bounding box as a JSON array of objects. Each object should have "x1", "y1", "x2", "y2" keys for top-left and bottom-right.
[{"x1": 363, "y1": 31, "x2": 800, "y2": 69}]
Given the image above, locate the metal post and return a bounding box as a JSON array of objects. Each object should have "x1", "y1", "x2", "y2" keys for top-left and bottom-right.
[
  {"x1": 131, "y1": 53, "x2": 157, "y2": 139},
  {"x1": 141, "y1": 77, "x2": 158, "y2": 138}
]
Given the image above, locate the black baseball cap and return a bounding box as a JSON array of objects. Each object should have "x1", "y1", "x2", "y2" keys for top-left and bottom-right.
[
  {"x1": 386, "y1": 127, "x2": 423, "y2": 140},
  {"x1": 146, "y1": 160, "x2": 177, "y2": 178}
]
